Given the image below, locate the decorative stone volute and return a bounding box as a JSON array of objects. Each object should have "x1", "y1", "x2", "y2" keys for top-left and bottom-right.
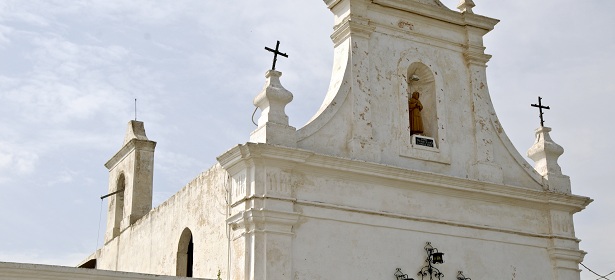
[
  {"x1": 527, "y1": 127, "x2": 571, "y2": 193},
  {"x1": 250, "y1": 70, "x2": 297, "y2": 147},
  {"x1": 457, "y1": 0, "x2": 476, "y2": 13}
]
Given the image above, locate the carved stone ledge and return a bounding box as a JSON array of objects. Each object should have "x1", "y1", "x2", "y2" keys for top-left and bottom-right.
[
  {"x1": 331, "y1": 16, "x2": 376, "y2": 46},
  {"x1": 227, "y1": 208, "x2": 301, "y2": 236}
]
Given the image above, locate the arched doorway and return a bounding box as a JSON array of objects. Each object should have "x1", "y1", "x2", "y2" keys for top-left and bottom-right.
[{"x1": 176, "y1": 227, "x2": 194, "y2": 277}]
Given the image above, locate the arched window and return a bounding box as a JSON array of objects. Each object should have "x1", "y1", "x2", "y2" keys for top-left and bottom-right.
[
  {"x1": 112, "y1": 173, "x2": 125, "y2": 238},
  {"x1": 177, "y1": 227, "x2": 194, "y2": 277}
]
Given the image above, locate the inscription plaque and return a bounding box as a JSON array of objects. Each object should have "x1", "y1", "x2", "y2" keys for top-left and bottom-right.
[{"x1": 415, "y1": 136, "x2": 434, "y2": 148}]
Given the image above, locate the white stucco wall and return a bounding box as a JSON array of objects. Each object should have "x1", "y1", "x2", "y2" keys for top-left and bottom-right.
[
  {"x1": 96, "y1": 164, "x2": 229, "y2": 280},
  {"x1": 298, "y1": 0, "x2": 544, "y2": 190},
  {"x1": 291, "y1": 165, "x2": 554, "y2": 279},
  {"x1": 219, "y1": 143, "x2": 590, "y2": 280},
  {"x1": 88, "y1": 2, "x2": 591, "y2": 280}
]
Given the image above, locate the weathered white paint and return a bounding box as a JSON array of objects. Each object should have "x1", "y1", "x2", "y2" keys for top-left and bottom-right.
[
  {"x1": 103, "y1": 121, "x2": 156, "y2": 243},
  {"x1": 58, "y1": 1, "x2": 591, "y2": 280},
  {"x1": 219, "y1": 143, "x2": 590, "y2": 279},
  {"x1": 96, "y1": 164, "x2": 230, "y2": 279}
]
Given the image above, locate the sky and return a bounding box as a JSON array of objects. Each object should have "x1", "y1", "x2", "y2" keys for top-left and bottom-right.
[{"x1": 0, "y1": 0, "x2": 613, "y2": 279}]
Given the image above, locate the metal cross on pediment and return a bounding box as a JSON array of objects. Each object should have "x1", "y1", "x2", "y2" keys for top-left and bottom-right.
[
  {"x1": 265, "y1": 40, "x2": 288, "y2": 71},
  {"x1": 531, "y1": 96, "x2": 550, "y2": 127}
]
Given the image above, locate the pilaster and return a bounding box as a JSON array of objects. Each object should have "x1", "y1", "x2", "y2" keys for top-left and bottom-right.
[
  {"x1": 463, "y1": 21, "x2": 502, "y2": 183},
  {"x1": 548, "y1": 237, "x2": 586, "y2": 280},
  {"x1": 218, "y1": 144, "x2": 302, "y2": 280},
  {"x1": 227, "y1": 209, "x2": 300, "y2": 280},
  {"x1": 329, "y1": 0, "x2": 378, "y2": 162},
  {"x1": 527, "y1": 126, "x2": 583, "y2": 279}
]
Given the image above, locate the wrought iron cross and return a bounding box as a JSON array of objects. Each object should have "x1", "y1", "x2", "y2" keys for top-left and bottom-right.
[
  {"x1": 264, "y1": 40, "x2": 288, "y2": 71},
  {"x1": 531, "y1": 96, "x2": 550, "y2": 127}
]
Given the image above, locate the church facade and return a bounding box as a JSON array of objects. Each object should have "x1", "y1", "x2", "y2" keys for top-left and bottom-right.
[{"x1": 78, "y1": 0, "x2": 591, "y2": 279}]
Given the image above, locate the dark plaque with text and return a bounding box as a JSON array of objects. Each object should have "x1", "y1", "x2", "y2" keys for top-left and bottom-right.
[{"x1": 415, "y1": 136, "x2": 434, "y2": 148}]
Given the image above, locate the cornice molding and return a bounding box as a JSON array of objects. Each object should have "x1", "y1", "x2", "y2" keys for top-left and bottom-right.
[
  {"x1": 324, "y1": 0, "x2": 344, "y2": 9},
  {"x1": 464, "y1": 49, "x2": 492, "y2": 66},
  {"x1": 104, "y1": 139, "x2": 156, "y2": 170},
  {"x1": 331, "y1": 15, "x2": 376, "y2": 46},
  {"x1": 297, "y1": 199, "x2": 581, "y2": 242},
  {"x1": 227, "y1": 208, "x2": 301, "y2": 236},
  {"x1": 368, "y1": 20, "x2": 464, "y2": 54},
  {"x1": 372, "y1": 0, "x2": 498, "y2": 31},
  {"x1": 218, "y1": 143, "x2": 592, "y2": 213}
]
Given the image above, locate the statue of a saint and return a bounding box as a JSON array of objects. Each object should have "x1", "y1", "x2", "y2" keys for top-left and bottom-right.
[{"x1": 408, "y1": 91, "x2": 423, "y2": 135}]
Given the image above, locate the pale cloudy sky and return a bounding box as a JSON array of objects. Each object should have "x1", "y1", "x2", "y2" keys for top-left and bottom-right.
[{"x1": 0, "y1": 1, "x2": 613, "y2": 279}]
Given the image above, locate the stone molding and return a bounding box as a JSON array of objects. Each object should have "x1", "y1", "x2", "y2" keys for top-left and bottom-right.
[
  {"x1": 368, "y1": 19, "x2": 464, "y2": 53},
  {"x1": 463, "y1": 48, "x2": 492, "y2": 66},
  {"x1": 218, "y1": 143, "x2": 591, "y2": 213},
  {"x1": 296, "y1": 199, "x2": 579, "y2": 242},
  {"x1": 548, "y1": 246, "x2": 586, "y2": 268},
  {"x1": 226, "y1": 207, "x2": 300, "y2": 280},
  {"x1": 372, "y1": 0, "x2": 499, "y2": 30},
  {"x1": 227, "y1": 208, "x2": 301, "y2": 237},
  {"x1": 330, "y1": 15, "x2": 375, "y2": 46},
  {"x1": 323, "y1": 0, "x2": 343, "y2": 9},
  {"x1": 104, "y1": 139, "x2": 156, "y2": 170}
]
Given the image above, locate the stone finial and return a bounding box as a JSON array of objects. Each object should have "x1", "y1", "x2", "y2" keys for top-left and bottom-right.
[
  {"x1": 253, "y1": 70, "x2": 293, "y2": 126},
  {"x1": 457, "y1": 0, "x2": 475, "y2": 13},
  {"x1": 123, "y1": 120, "x2": 149, "y2": 145},
  {"x1": 527, "y1": 127, "x2": 571, "y2": 193},
  {"x1": 250, "y1": 70, "x2": 296, "y2": 147}
]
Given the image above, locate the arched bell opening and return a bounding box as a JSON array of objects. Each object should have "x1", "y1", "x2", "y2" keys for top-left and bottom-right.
[{"x1": 112, "y1": 173, "x2": 125, "y2": 238}]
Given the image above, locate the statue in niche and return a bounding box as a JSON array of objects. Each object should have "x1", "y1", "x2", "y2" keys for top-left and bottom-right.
[{"x1": 408, "y1": 90, "x2": 424, "y2": 135}]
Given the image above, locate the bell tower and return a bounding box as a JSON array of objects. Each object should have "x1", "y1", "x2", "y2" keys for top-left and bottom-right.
[{"x1": 103, "y1": 120, "x2": 156, "y2": 243}]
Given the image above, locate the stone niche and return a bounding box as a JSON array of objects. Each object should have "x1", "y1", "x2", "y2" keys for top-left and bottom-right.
[
  {"x1": 398, "y1": 59, "x2": 450, "y2": 164},
  {"x1": 406, "y1": 62, "x2": 438, "y2": 141}
]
